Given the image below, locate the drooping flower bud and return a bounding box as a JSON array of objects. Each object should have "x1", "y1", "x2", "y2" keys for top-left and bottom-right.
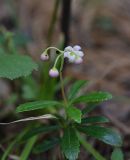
[
  {"x1": 41, "y1": 53, "x2": 49, "y2": 61},
  {"x1": 49, "y1": 67, "x2": 59, "y2": 78}
]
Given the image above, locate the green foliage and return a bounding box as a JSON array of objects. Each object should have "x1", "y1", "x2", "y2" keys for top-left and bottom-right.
[
  {"x1": 68, "y1": 80, "x2": 88, "y2": 100},
  {"x1": 72, "y1": 92, "x2": 112, "y2": 104},
  {"x1": 33, "y1": 138, "x2": 60, "y2": 154},
  {"x1": 81, "y1": 116, "x2": 109, "y2": 124},
  {"x1": 14, "y1": 77, "x2": 122, "y2": 160},
  {"x1": 67, "y1": 106, "x2": 82, "y2": 123},
  {"x1": 23, "y1": 125, "x2": 60, "y2": 140},
  {"x1": 77, "y1": 132, "x2": 107, "y2": 160},
  {"x1": 82, "y1": 103, "x2": 100, "y2": 114},
  {"x1": 20, "y1": 136, "x2": 37, "y2": 160},
  {"x1": 0, "y1": 54, "x2": 38, "y2": 80},
  {"x1": 111, "y1": 148, "x2": 124, "y2": 160},
  {"x1": 1, "y1": 131, "x2": 26, "y2": 160},
  {"x1": 61, "y1": 127, "x2": 80, "y2": 160},
  {"x1": 16, "y1": 100, "x2": 62, "y2": 112},
  {"x1": 77, "y1": 125, "x2": 122, "y2": 147},
  {"x1": 0, "y1": 39, "x2": 121, "y2": 160}
]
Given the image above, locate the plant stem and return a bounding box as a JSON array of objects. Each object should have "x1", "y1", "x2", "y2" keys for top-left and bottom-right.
[
  {"x1": 54, "y1": 53, "x2": 64, "y2": 68},
  {"x1": 47, "y1": 0, "x2": 60, "y2": 46},
  {"x1": 59, "y1": 54, "x2": 68, "y2": 106},
  {"x1": 77, "y1": 133, "x2": 107, "y2": 160},
  {"x1": 60, "y1": 72, "x2": 67, "y2": 106},
  {"x1": 44, "y1": 47, "x2": 63, "y2": 54}
]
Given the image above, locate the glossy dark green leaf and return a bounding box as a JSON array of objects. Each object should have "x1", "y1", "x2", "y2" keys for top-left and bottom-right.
[
  {"x1": 23, "y1": 125, "x2": 60, "y2": 140},
  {"x1": 68, "y1": 80, "x2": 88, "y2": 100},
  {"x1": 72, "y1": 92, "x2": 112, "y2": 104},
  {"x1": 77, "y1": 125, "x2": 122, "y2": 147},
  {"x1": 81, "y1": 116, "x2": 109, "y2": 124},
  {"x1": 61, "y1": 127, "x2": 80, "y2": 160},
  {"x1": 111, "y1": 148, "x2": 124, "y2": 160},
  {"x1": 67, "y1": 106, "x2": 82, "y2": 123},
  {"x1": 16, "y1": 100, "x2": 62, "y2": 112},
  {"x1": 33, "y1": 138, "x2": 60, "y2": 154}
]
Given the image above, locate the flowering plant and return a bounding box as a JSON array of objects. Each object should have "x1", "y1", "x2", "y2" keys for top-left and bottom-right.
[{"x1": 4, "y1": 45, "x2": 122, "y2": 160}]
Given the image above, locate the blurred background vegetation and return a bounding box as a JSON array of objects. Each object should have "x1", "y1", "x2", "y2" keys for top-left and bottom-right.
[{"x1": 0, "y1": 0, "x2": 130, "y2": 159}]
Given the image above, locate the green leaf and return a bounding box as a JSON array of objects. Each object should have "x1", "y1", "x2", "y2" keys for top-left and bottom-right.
[
  {"x1": 77, "y1": 125, "x2": 122, "y2": 147},
  {"x1": 16, "y1": 100, "x2": 62, "y2": 112},
  {"x1": 23, "y1": 125, "x2": 60, "y2": 140},
  {"x1": 68, "y1": 80, "x2": 88, "y2": 100},
  {"x1": 1, "y1": 131, "x2": 26, "y2": 160},
  {"x1": 81, "y1": 116, "x2": 109, "y2": 124},
  {"x1": 82, "y1": 103, "x2": 100, "y2": 115},
  {"x1": 33, "y1": 138, "x2": 60, "y2": 154},
  {"x1": 77, "y1": 133, "x2": 107, "y2": 160},
  {"x1": 0, "y1": 54, "x2": 38, "y2": 80},
  {"x1": 67, "y1": 106, "x2": 82, "y2": 123},
  {"x1": 61, "y1": 127, "x2": 80, "y2": 160},
  {"x1": 20, "y1": 136, "x2": 37, "y2": 160},
  {"x1": 111, "y1": 148, "x2": 124, "y2": 160},
  {"x1": 72, "y1": 92, "x2": 112, "y2": 104}
]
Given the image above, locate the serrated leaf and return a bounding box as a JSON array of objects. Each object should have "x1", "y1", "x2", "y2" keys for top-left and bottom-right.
[
  {"x1": 61, "y1": 127, "x2": 80, "y2": 160},
  {"x1": 33, "y1": 138, "x2": 60, "y2": 154},
  {"x1": 16, "y1": 100, "x2": 62, "y2": 112},
  {"x1": 111, "y1": 148, "x2": 124, "y2": 160},
  {"x1": 68, "y1": 80, "x2": 88, "y2": 100},
  {"x1": 72, "y1": 92, "x2": 112, "y2": 104},
  {"x1": 23, "y1": 125, "x2": 60, "y2": 140},
  {"x1": 81, "y1": 116, "x2": 109, "y2": 124},
  {"x1": 0, "y1": 54, "x2": 38, "y2": 80},
  {"x1": 67, "y1": 106, "x2": 82, "y2": 123},
  {"x1": 77, "y1": 125, "x2": 122, "y2": 147}
]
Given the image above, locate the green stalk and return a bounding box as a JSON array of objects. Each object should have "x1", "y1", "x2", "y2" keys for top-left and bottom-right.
[
  {"x1": 59, "y1": 54, "x2": 68, "y2": 107},
  {"x1": 77, "y1": 133, "x2": 107, "y2": 160},
  {"x1": 19, "y1": 136, "x2": 37, "y2": 160},
  {"x1": 47, "y1": 0, "x2": 61, "y2": 46},
  {"x1": 60, "y1": 72, "x2": 67, "y2": 106},
  {"x1": 1, "y1": 130, "x2": 26, "y2": 160}
]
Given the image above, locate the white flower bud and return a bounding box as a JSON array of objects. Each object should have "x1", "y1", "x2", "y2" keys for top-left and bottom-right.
[
  {"x1": 75, "y1": 51, "x2": 84, "y2": 57},
  {"x1": 49, "y1": 68, "x2": 59, "y2": 78},
  {"x1": 68, "y1": 54, "x2": 76, "y2": 62},
  {"x1": 73, "y1": 45, "x2": 81, "y2": 51},
  {"x1": 64, "y1": 46, "x2": 74, "y2": 52},
  {"x1": 75, "y1": 57, "x2": 83, "y2": 64},
  {"x1": 41, "y1": 53, "x2": 49, "y2": 61},
  {"x1": 64, "y1": 51, "x2": 69, "y2": 58}
]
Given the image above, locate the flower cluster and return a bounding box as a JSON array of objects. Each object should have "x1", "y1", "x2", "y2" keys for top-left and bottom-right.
[
  {"x1": 64, "y1": 45, "x2": 84, "y2": 64},
  {"x1": 41, "y1": 45, "x2": 84, "y2": 78}
]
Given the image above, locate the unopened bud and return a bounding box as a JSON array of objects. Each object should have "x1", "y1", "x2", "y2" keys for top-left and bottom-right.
[
  {"x1": 49, "y1": 68, "x2": 59, "y2": 78},
  {"x1": 41, "y1": 53, "x2": 49, "y2": 61}
]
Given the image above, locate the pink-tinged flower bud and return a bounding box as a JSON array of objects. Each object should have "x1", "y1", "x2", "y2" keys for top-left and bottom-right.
[
  {"x1": 41, "y1": 53, "x2": 49, "y2": 61},
  {"x1": 73, "y1": 45, "x2": 81, "y2": 51},
  {"x1": 75, "y1": 57, "x2": 83, "y2": 64},
  {"x1": 49, "y1": 68, "x2": 59, "y2": 78}
]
